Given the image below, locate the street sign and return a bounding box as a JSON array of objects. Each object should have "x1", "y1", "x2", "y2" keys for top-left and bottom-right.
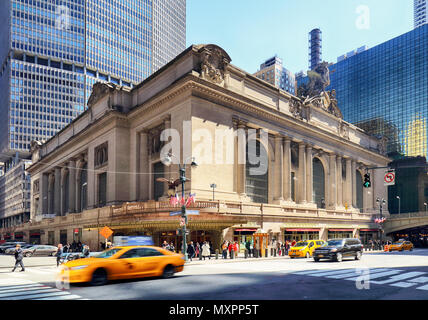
[
  {"x1": 384, "y1": 170, "x2": 395, "y2": 186},
  {"x1": 179, "y1": 217, "x2": 185, "y2": 226},
  {"x1": 170, "y1": 210, "x2": 199, "y2": 216},
  {"x1": 170, "y1": 211, "x2": 181, "y2": 216},
  {"x1": 99, "y1": 226, "x2": 113, "y2": 239}
]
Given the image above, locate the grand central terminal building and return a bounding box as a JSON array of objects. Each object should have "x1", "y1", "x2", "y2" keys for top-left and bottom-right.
[{"x1": 1, "y1": 44, "x2": 390, "y2": 251}]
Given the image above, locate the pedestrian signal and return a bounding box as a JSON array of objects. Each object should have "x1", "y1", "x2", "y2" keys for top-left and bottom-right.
[{"x1": 363, "y1": 173, "x2": 371, "y2": 188}]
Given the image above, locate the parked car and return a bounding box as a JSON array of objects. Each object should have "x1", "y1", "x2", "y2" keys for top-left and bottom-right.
[
  {"x1": 388, "y1": 240, "x2": 413, "y2": 252},
  {"x1": 313, "y1": 238, "x2": 363, "y2": 262},
  {"x1": 288, "y1": 240, "x2": 326, "y2": 258},
  {"x1": 22, "y1": 245, "x2": 58, "y2": 257},
  {"x1": 5, "y1": 244, "x2": 34, "y2": 254},
  {"x1": 0, "y1": 242, "x2": 27, "y2": 253}
]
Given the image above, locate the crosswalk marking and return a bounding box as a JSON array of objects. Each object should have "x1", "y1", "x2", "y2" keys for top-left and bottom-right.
[
  {"x1": 0, "y1": 278, "x2": 87, "y2": 300},
  {"x1": 370, "y1": 272, "x2": 426, "y2": 285},
  {"x1": 390, "y1": 282, "x2": 418, "y2": 288},
  {"x1": 416, "y1": 284, "x2": 428, "y2": 291},
  {"x1": 324, "y1": 268, "x2": 392, "y2": 279},
  {"x1": 344, "y1": 270, "x2": 402, "y2": 281},
  {"x1": 408, "y1": 277, "x2": 428, "y2": 284}
]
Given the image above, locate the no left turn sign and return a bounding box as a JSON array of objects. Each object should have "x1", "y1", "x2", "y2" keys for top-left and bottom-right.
[{"x1": 384, "y1": 170, "x2": 395, "y2": 186}]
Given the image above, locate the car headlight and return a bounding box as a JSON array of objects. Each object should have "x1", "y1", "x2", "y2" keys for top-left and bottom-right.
[
  {"x1": 70, "y1": 265, "x2": 89, "y2": 270},
  {"x1": 330, "y1": 248, "x2": 337, "y2": 252}
]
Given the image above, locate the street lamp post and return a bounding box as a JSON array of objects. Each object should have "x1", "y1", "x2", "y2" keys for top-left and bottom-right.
[
  {"x1": 376, "y1": 197, "x2": 386, "y2": 245},
  {"x1": 210, "y1": 183, "x2": 217, "y2": 201},
  {"x1": 163, "y1": 153, "x2": 197, "y2": 261},
  {"x1": 396, "y1": 196, "x2": 400, "y2": 215}
]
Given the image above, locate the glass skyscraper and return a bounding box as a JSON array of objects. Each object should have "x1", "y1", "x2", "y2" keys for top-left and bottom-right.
[
  {"x1": 414, "y1": 0, "x2": 427, "y2": 28},
  {"x1": 0, "y1": 0, "x2": 186, "y2": 228},
  {"x1": 0, "y1": 0, "x2": 186, "y2": 162},
  {"x1": 327, "y1": 24, "x2": 428, "y2": 160}
]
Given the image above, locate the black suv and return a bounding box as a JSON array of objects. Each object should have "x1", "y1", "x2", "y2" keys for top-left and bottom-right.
[{"x1": 313, "y1": 238, "x2": 363, "y2": 262}]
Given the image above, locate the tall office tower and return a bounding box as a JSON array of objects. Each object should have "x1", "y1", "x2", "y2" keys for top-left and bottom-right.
[
  {"x1": 415, "y1": 0, "x2": 427, "y2": 28},
  {"x1": 253, "y1": 56, "x2": 296, "y2": 95},
  {"x1": 0, "y1": 0, "x2": 186, "y2": 228},
  {"x1": 327, "y1": 25, "x2": 428, "y2": 160},
  {"x1": 308, "y1": 28, "x2": 322, "y2": 70}
]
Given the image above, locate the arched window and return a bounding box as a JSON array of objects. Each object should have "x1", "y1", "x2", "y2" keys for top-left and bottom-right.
[
  {"x1": 356, "y1": 170, "x2": 363, "y2": 211},
  {"x1": 245, "y1": 140, "x2": 268, "y2": 203},
  {"x1": 312, "y1": 158, "x2": 325, "y2": 208}
]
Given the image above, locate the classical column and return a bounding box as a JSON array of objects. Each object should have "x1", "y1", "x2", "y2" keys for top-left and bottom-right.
[
  {"x1": 60, "y1": 168, "x2": 68, "y2": 216},
  {"x1": 237, "y1": 122, "x2": 247, "y2": 196},
  {"x1": 306, "y1": 145, "x2": 313, "y2": 203},
  {"x1": 345, "y1": 158, "x2": 352, "y2": 208},
  {"x1": 75, "y1": 159, "x2": 83, "y2": 212},
  {"x1": 163, "y1": 117, "x2": 171, "y2": 197},
  {"x1": 274, "y1": 136, "x2": 284, "y2": 201},
  {"x1": 336, "y1": 156, "x2": 343, "y2": 207},
  {"x1": 298, "y1": 142, "x2": 307, "y2": 203},
  {"x1": 283, "y1": 137, "x2": 292, "y2": 201},
  {"x1": 329, "y1": 154, "x2": 337, "y2": 208},
  {"x1": 68, "y1": 160, "x2": 76, "y2": 213},
  {"x1": 40, "y1": 173, "x2": 49, "y2": 215},
  {"x1": 352, "y1": 160, "x2": 357, "y2": 208},
  {"x1": 139, "y1": 130, "x2": 149, "y2": 201},
  {"x1": 48, "y1": 173, "x2": 54, "y2": 215},
  {"x1": 54, "y1": 168, "x2": 61, "y2": 216}
]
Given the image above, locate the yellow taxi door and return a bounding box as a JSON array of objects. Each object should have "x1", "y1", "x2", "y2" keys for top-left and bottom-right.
[
  {"x1": 135, "y1": 247, "x2": 166, "y2": 276},
  {"x1": 113, "y1": 248, "x2": 147, "y2": 279}
]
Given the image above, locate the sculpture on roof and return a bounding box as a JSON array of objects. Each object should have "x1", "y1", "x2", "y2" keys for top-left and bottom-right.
[{"x1": 198, "y1": 44, "x2": 231, "y2": 85}]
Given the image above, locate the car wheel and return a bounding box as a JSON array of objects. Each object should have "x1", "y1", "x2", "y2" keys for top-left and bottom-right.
[
  {"x1": 162, "y1": 265, "x2": 175, "y2": 279},
  {"x1": 90, "y1": 269, "x2": 108, "y2": 286},
  {"x1": 335, "y1": 253, "x2": 343, "y2": 262},
  {"x1": 314, "y1": 257, "x2": 320, "y2": 262},
  {"x1": 306, "y1": 252, "x2": 310, "y2": 259},
  {"x1": 355, "y1": 251, "x2": 362, "y2": 260}
]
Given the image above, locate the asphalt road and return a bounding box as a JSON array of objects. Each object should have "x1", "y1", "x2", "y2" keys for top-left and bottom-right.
[{"x1": 1, "y1": 249, "x2": 428, "y2": 300}]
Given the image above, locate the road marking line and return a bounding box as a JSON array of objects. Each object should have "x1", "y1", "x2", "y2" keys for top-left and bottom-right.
[
  {"x1": 370, "y1": 272, "x2": 426, "y2": 285},
  {"x1": 8, "y1": 291, "x2": 73, "y2": 300},
  {"x1": 408, "y1": 277, "x2": 428, "y2": 283},
  {"x1": 304, "y1": 269, "x2": 356, "y2": 277},
  {"x1": 416, "y1": 284, "x2": 428, "y2": 291},
  {"x1": 0, "y1": 278, "x2": 35, "y2": 286},
  {"x1": 34, "y1": 294, "x2": 84, "y2": 300},
  {"x1": 0, "y1": 286, "x2": 52, "y2": 294},
  {"x1": 0, "y1": 288, "x2": 59, "y2": 298},
  {"x1": 390, "y1": 282, "x2": 418, "y2": 288},
  {"x1": 0, "y1": 284, "x2": 42, "y2": 290},
  {"x1": 344, "y1": 270, "x2": 402, "y2": 281}
]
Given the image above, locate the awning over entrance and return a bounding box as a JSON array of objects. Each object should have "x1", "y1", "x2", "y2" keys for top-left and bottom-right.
[
  {"x1": 360, "y1": 229, "x2": 378, "y2": 232},
  {"x1": 328, "y1": 229, "x2": 353, "y2": 232},
  {"x1": 235, "y1": 228, "x2": 258, "y2": 232},
  {"x1": 285, "y1": 228, "x2": 320, "y2": 232}
]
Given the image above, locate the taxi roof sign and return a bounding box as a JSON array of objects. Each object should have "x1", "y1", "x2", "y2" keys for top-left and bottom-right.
[{"x1": 99, "y1": 226, "x2": 113, "y2": 239}]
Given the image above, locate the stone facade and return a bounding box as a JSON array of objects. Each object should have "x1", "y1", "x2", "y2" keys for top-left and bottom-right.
[{"x1": 1, "y1": 44, "x2": 390, "y2": 250}]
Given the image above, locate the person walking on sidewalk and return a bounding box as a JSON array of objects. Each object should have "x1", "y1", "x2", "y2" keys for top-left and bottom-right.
[
  {"x1": 222, "y1": 241, "x2": 228, "y2": 259},
  {"x1": 201, "y1": 241, "x2": 210, "y2": 260},
  {"x1": 11, "y1": 244, "x2": 25, "y2": 272},
  {"x1": 228, "y1": 241, "x2": 234, "y2": 259},
  {"x1": 233, "y1": 241, "x2": 239, "y2": 258},
  {"x1": 187, "y1": 241, "x2": 195, "y2": 261},
  {"x1": 55, "y1": 244, "x2": 63, "y2": 267}
]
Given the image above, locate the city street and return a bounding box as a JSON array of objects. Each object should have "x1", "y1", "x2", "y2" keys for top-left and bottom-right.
[{"x1": 1, "y1": 249, "x2": 428, "y2": 300}]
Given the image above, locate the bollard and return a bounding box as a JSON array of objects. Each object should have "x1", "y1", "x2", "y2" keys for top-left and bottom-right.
[
  {"x1": 215, "y1": 249, "x2": 219, "y2": 260},
  {"x1": 244, "y1": 249, "x2": 248, "y2": 259}
]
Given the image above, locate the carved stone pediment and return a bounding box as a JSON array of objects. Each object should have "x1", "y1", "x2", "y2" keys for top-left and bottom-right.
[
  {"x1": 87, "y1": 82, "x2": 117, "y2": 108},
  {"x1": 197, "y1": 44, "x2": 231, "y2": 85},
  {"x1": 147, "y1": 124, "x2": 166, "y2": 155},
  {"x1": 289, "y1": 99, "x2": 305, "y2": 120}
]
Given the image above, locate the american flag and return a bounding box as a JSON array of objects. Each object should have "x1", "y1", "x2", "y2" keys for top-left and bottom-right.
[
  {"x1": 170, "y1": 194, "x2": 179, "y2": 206},
  {"x1": 186, "y1": 193, "x2": 196, "y2": 207}
]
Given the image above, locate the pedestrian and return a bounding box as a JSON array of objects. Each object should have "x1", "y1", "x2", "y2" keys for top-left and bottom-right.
[
  {"x1": 245, "y1": 240, "x2": 251, "y2": 257},
  {"x1": 169, "y1": 242, "x2": 175, "y2": 252},
  {"x1": 100, "y1": 242, "x2": 105, "y2": 250},
  {"x1": 233, "y1": 241, "x2": 239, "y2": 258},
  {"x1": 55, "y1": 244, "x2": 63, "y2": 267},
  {"x1": 228, "y1": 241, "x2": 234, "y2": 259},
  {"x1": 291, "y1": 240, "x2": 296, "y2": 247},
  {"x1": 11, "y1": 244, "x2": 25, "y2": 272},
  {"x1": 202, "y1": 241, "x2": 210, "y2": 260},
  {"x1": 82, "y1": 245, "x2": 90, "y2": 258},
  {"x1": 187, "y1": 241, "x2": 195, "y2": 261},
  {"x1": 195, "y1": 242, "x2": 200, "y2": 258},
  {"x1": 222, "y1": 241, "x2": 228, "y2": 259},
  {"x1": 71, "y1": 240, "x2": 77, "y2": 252}
]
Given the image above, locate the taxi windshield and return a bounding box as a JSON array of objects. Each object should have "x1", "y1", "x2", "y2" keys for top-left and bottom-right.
[
  {"x1": 295, "y1": 241, "x2": 309, "y2": 247},
  {"x1": 94, "y1": 248, "x2": 122, "y2": 258},
  {"x1": 393, "y1": 242, "x2": 404, "y2": 245}
]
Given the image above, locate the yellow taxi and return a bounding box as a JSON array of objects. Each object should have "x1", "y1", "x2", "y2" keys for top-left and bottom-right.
[
  {"x1": 288, "y1": 240, "x2": 326, "y2": 258},
  {"x1": 57, "y1": 246, "x2": 185, "y2": 286},
  {"x1": 388, "y1": 240, "x2": 414, "y2": 252}
]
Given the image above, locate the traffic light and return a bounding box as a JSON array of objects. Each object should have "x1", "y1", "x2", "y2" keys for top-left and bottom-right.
[{"x1": 363, "y1": 173, "x2": 371, "y2": 188}]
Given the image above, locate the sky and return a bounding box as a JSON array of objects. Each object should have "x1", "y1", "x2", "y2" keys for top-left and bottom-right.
[{"x1": 186, "y1": 0, "x2": 414, "y2": 74}]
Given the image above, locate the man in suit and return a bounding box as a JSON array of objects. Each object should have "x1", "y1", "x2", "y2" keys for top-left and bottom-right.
[{"x1": 12, "y1": 244, "x2": 25, "y2": 272}]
